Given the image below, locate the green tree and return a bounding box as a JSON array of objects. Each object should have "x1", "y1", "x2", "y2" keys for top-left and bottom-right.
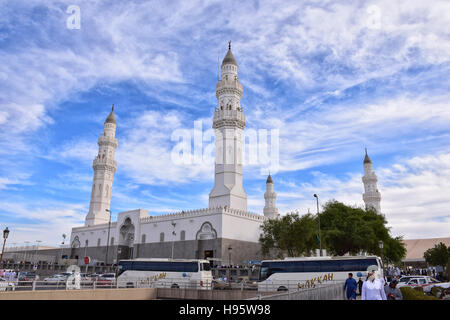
[
  {"x1": 319, "y1": 200, "x2": 406, "y2": 263},
  {"x1": 423, "y1": 242, "x2": 449, "y2": 270},
  {"x1": 259, "y1": 212, "x2": 317, "y2": 258}
]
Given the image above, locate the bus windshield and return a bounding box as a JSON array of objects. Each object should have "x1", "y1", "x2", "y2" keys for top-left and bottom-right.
[{"x1": 201, "y1": 263, "x2": 211, "y2": 271}]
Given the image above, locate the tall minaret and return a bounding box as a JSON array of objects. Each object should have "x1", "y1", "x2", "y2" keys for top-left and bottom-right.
[
  {"x1": 209, "y1": 42, "x2": 247, "y2": 211},
  {"x1": 362, "y1": 148, "x2": 381, "y2": 214},
  {"x1": 263, "y1": 174, "x2": 279, "y2": 219},
  {"x1": 85, "y1": 106, "x2": 118, "y2": 226}
]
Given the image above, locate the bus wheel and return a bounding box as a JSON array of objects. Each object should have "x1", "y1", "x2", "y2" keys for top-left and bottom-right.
[
  {"x1": 126, "y1": 283, "x2": 134, "y2": 288},
  {"x1": 171, "y1": 284, "x2": 179, "y2": 289},
  {"x1": 277, "y1": 286, "x2": 288, "y2": 292}
]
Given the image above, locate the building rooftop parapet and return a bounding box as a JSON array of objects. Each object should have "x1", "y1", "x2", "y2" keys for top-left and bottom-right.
[
  {"x1": 139, "y1": 206, "x2": 266, "y2": 224},
  {"x1": 72, "y1": 222, "x2": 117, "y2": 232}
]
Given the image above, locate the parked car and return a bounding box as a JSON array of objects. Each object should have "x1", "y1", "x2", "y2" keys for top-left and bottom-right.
[
  {"x1": 18, "y1": 272, "x2": 39, "y2": 286},
  {"x1": 79, "y1": 273, "x2": 99, "y2": 285},
  {"x1": 43, "y1": 274, "x2": 69, "y2": 285},
  {"x1": 88, "y1": 273, "x2": 101, "y2": 281},
  {"x1": 423, "y1": 281, "x2": 450, "y2": 294},
  {"x1": 396, "y1": 276, "x2": 417, "y2": 285},
  {"x1": 96, "y1": 273, "x2": 116, "y2": 287},
  {"x1": 397, "y1": 276, "x2": 441, "y2": 290},
  {"x1": 0, "y1": 277, "x2": 15, "y2": 291},
  {"x1": 212, "y1": 278, "x2": 231, "y2": 290}
]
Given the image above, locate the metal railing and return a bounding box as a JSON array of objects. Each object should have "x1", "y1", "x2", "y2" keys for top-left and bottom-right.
[
  {"x1": 248, "y1": 282, "x2": 345, "y2": 300},
  {"x1": 255, "y1": 279, "x2": 342, "y2": 292},
  {"x1": 1, "y1": 278, "x2": 218, "y2": 292}
]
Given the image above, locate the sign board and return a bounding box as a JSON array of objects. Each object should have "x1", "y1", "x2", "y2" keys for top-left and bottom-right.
[{"x1": 84, "y1": 256, "x2": 90, "y2": 265}]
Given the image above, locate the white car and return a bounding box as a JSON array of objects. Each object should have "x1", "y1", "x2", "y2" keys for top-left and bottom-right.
[
  {"x1": 423, "y1": 281, "x2": 450, "y2": 294},
  {"x1": 43, "y1": 274, "x2": 69, "y2": 285},
  {"x1": 396, "y1": 276, "x2": 441, "y2": 290},
  {"x1": 0, "y1": 277, "x2": 16, "y2": 291}
]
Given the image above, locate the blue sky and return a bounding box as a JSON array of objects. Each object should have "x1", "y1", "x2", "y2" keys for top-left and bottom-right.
[{"x1": 0, "y1": 0, "x2": 449, "y2": 246}]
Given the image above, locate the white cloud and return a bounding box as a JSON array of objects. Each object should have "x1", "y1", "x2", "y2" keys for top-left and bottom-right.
[{"x1": 1, "y1": 201, "x2": 86, "y2": 246}]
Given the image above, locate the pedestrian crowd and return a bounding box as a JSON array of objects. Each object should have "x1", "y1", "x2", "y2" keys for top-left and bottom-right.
[
  {"x1": 0, "y1": 269, "x2": 19, "y2": 282},
  {"x1": 343, "y1": 271, "x2": 402, "y2": 300}
]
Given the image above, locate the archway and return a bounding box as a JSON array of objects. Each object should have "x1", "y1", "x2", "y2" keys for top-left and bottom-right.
[{"x1": 119, "y1": 218, "x2": 135, "y2": 259}]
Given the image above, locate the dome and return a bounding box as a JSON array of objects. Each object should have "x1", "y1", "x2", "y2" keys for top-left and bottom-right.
[
  {"x1": 364, "y1": 148, "x2": 372, "y2": 164},
  {"x1": 222, "y1": 42, "x2": 238, "y2": 67},
  {"x1": 222, "y1": 49, "x2": 237, "y2": 66},
  {"x1": 105, "y1": 105, "x2": 116, "y2": 124}
]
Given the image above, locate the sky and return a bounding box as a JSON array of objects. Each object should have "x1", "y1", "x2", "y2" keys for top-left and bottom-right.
[{"x1": 0, "y1": 0, "x2": 449, "y2": 247}]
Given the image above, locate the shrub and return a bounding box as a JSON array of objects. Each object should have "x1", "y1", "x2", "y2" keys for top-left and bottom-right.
[
  {"x1": 413, "y1": 286, "x2": 424, "y2": 293},
  {"x1": 430, "y1": 286, "x2": 449, "y2": 299},
  {"x1": 400, "y1": 286, "x2": 439, "y2": 300}
]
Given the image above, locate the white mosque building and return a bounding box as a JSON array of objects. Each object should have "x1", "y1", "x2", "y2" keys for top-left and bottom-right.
[
  {"x1": 69, "y1": 45, "x2": 279, "y2": 265},
  {"x1": 68, "y1": 45, "x2": 382, "y2": 266}
]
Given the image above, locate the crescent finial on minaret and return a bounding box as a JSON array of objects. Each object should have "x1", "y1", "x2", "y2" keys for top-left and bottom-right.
[{"x1": 228, "y1": 41, "x2": 231, "y2": 50}]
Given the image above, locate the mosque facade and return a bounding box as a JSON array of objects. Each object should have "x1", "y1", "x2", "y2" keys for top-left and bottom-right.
[
  {"x1": 69, "y1": 46, "x2": 381, "y2": 266},
  {"x1": 69, "y1": 46, "x2": 277, "y2": 266}
]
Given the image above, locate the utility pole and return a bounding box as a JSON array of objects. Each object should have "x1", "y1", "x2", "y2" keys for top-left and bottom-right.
[
  {"x1": 313, "y1": 194, "x2": 322, "y2": 256},
  {"x1": 105, "y1": 209, "x2": 112, "y2": 270},
  {"x1": 171, "y1": 222, "x2": 176, "y2": 260}
]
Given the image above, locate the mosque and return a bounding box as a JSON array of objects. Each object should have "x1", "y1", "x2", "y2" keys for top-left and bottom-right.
[{"x1": 67, "y1": 45, "x2": 382, "y2": 266}]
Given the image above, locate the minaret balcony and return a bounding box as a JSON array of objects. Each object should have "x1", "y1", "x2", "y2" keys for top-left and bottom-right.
[
  {"x1": 213, "y1": 109, "x2": 246, "y2": 129},
  {"x1": 216, "y1": 80, "x2": 243, "y2": 91},
  {"x1": 93, "y1": 158, "x2": 117, "y2": 170},
  {"x1": 216, "y1": 81, "x2": 243, "y2": 98},
  {"x1": 98, "y1": 136, "x2": 118, "y2": 148}
]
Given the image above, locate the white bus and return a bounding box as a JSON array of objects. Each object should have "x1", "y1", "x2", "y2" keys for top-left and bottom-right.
[
  {"x1": 117, "y1": 258, "x2": 213, "y2": 290},
  {"x1": 258, "y1": 256, "x2": 383, "y2": 292}
]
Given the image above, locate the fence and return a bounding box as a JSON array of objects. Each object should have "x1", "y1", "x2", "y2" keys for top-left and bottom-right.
[
  {"x1": 248, "y1": 283, "x2": 345, "y2": 300},
  {"x1": 1, "y1": 278, "x2": 216, "y2": 292}
]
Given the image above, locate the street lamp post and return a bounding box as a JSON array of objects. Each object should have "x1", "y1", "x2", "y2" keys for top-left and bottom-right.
[
  {"x1": 105, "y1": 209, "x2": 112, "y2": 270},
  {"x1": 313, "y1": 194, "x2": 322, "y2": 256},
  {"x1": 379, "y1": 240, "x2": 384, "y2": 270},
  {"x1": 0, "y1": 227, "x2": 10, "y2": 268},
  {"x1": 34, "y1": 240, "x2": 42, "y2": 271},
  {"x1": 24, "y1": 241, "x2": 30, "y2": 268},
  {"x1": 228, "y1": 246, "x2": 232, "y2": 267},
  {"x1": 60, "y1": 234, "x2": 66, "y2": 262},
  {"x1": 115, "y1": 247, "x2": 122, "y2": 278},
  {"x1": 171, "y1": 222, "x2": 176, "y2": 260}
]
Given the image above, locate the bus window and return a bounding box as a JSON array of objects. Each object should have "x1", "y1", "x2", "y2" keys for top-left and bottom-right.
[
  {"x1": 359, "y1": 258, "x2": 378, "y2": 271},
  {"x1": 340, "y1": 260, "x2": 360, "y2": 271},
  {"x1": 286, "y1": 261, "x2": 304, "y2": 272},
  {"x1": 303, "y1": 261, "x2": 321, "y2": 272},
  {"x1": 320, "y1": 260, "x2": 342, "y2": 272}
]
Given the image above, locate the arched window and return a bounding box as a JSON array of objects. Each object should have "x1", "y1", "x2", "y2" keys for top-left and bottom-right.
[
  {"x1": 160, "y1": 232, "x2": 164, "y2": 242},
  {"x1": 196, "y1": 222, "x2": 217, "y2": 240},
  {"x1": 97, "y1": 238, "x2": 101, "y2": 247},
  {"x1": 110, "y1": 237, "x2": 114, "y2": 246},
  {"x1": 85, "y1": 240, "x2": 88, "y2": 247},
  {"x1": 141, "y1": 234, "x2": 146, "y2": 243},
  {"x1": 71, "y1": 236, "x2": 81, "y2": 248},
  {"x1": 180, "y1": 230, "x2": 186, "y2": 241}
]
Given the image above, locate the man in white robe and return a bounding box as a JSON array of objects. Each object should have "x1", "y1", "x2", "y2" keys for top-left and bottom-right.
[{"x1": 362, "y1": 271, "x2": 387, "y2": 300}]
